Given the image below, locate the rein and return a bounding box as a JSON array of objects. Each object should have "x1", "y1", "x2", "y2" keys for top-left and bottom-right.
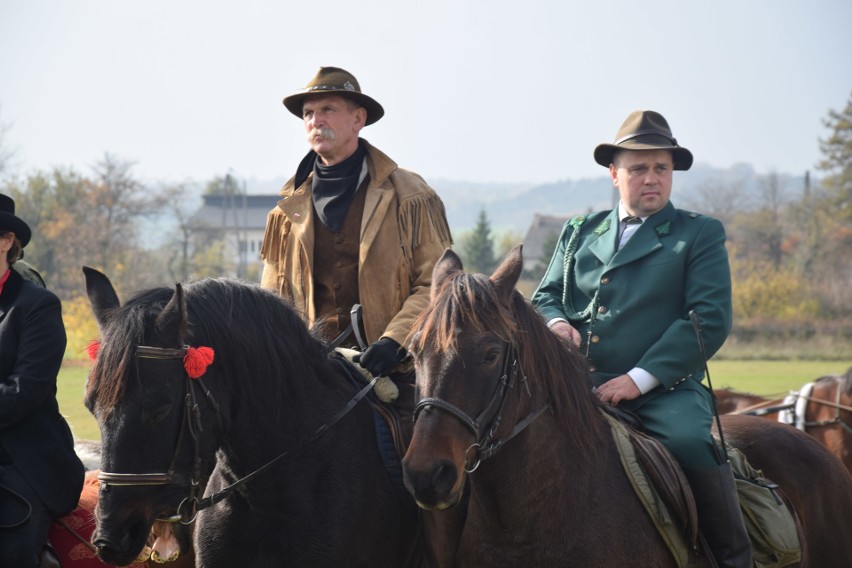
[
  {"x1": 98, "y1": 345, "x2": 377, "y2": 524},
  {"x1": 413, "y1": 342, "x2": 549, "y2": 472}
]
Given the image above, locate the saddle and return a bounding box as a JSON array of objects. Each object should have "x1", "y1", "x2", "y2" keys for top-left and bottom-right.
[
  {"x1": 332, "y1": 350, "x2": 414, "y2": 500},
  {"x1": 603, "y1": 408, "x2": 802, "y2": 568}
]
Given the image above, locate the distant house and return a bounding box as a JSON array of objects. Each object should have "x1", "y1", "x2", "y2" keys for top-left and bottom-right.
[
  {"x1": 188, "y1": 193, "x2": 281, "y2": 279},
  {"x1": 521, "y1": 213, "x2": 571, "y2": 277}
]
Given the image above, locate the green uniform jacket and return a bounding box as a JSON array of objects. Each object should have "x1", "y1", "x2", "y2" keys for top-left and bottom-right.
[{"x1": 532, "y1": 202, "x2": 732, "y2": 393}]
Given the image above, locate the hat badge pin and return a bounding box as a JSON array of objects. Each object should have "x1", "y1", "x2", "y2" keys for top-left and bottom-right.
[{"x1": 343, "y1": 81, "x2": 355, "y2": 91}]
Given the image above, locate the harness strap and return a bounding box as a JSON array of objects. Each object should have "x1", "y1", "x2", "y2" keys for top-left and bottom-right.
[
  {"x1": 414, "y1": 398, "x2": 478, "y2": 437},
  {"x1": 477, "y1": 403, "x2": 551, "y2": 462}
]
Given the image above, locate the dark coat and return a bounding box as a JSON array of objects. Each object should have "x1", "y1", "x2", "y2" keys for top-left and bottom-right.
[
  {"x1": 533, "y1": 201, "x2": 732, "y2": 389},
  {"x1": 0, "y1": 268, "x2": 84, "y2": 515}
]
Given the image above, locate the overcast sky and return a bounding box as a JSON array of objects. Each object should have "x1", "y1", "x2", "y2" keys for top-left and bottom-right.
[{"x1": 1, "y1": 0, "x2": 850, "y2": 188}]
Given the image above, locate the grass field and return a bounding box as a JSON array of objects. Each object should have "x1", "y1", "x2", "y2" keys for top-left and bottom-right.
[{"x1": 58, "y1": 359, "x2": 852, "y2": 442}]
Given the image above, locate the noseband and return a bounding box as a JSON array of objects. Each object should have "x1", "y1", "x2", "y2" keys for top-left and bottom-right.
[{"x1": 413, "y1": 342, "x2": 549, "y2": 472}]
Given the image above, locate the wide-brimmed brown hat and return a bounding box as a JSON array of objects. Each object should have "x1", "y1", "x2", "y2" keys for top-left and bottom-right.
[
  {"x1": 594, "y1": 110, "x2": 693, "y2": 170},
  {"x1": 0, "y1": 194, "x2": 31, "y2": 248},
  {"x1": 283, "y1": 66, "x2": 384, "y2": 126}
]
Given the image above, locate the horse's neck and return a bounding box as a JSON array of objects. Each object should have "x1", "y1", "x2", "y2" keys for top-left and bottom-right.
[
  {"x1": 219, "y1": 358, "x2": 363, "y2": 466},
  {"x1": 471, "y1": 411, "x2": 618, "y2": 521}
]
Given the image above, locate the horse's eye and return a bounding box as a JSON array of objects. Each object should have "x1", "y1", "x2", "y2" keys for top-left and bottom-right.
[{"x1": 483, "y1": 348, "x2": 501, "y2": 364}]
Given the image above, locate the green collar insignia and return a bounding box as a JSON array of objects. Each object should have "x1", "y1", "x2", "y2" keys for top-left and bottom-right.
[
  {"x1": 594, "y1": 219, "x2": 611, "y2": 236},
  {"x1": 655, "y1": 220, "x2": 672, "y2": 236}
]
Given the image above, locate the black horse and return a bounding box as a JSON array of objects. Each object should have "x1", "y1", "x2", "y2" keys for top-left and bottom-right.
[{"x1": 83, "y1": 268, "x2": 419, "y2": 567}]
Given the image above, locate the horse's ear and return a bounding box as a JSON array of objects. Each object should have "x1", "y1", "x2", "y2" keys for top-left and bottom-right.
[
  {"x1": 83, "y1": 266, "x2": 120, "y2": 333},
  {"x1": 490, "y1": 244, "x2": 524, "y2": 305},
  {"x1": 155, "y1": 283, "x2": 188, "y2": 347},
  {"x1": 431, "y1": 248, "x2": 464, "y2": 301}
]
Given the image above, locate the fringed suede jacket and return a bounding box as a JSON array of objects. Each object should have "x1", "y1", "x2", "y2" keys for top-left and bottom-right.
[{"x1": 260, "y1": 139, "x2": 453, "y2": 347}]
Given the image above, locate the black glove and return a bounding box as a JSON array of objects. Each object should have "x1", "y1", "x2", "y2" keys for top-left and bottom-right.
[{"x1": 352, "y1": 338, "x2": 406, "y2": 377}]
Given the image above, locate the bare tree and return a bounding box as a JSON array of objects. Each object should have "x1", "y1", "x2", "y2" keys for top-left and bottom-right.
[
  {"x1": 681, "y1": 176, "x2": 746, "y2": 228},
  {"x1": 160, "y1": 183, "x2": 199, "y2": 282},
  {"x1": 756, "y1": 170, "x2": 788, "y2": 269}
]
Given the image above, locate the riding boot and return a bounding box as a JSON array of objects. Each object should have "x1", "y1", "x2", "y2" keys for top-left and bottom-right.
[{"x1": 683, "y1": 462, "x2": 753, "y2": 568}]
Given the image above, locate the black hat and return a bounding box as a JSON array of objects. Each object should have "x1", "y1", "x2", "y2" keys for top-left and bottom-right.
[
  {"x1": 0, "y1": 194, "x2": 31, "y2": 248},
  {"x1": 283, "y1": 66, "x2": 384, "y2": 126},
  {"x1": 594, "y1": 110, "x2": 693, "y2": 171}
]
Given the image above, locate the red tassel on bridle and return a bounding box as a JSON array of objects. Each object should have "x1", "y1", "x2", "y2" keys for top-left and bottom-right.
[
  {"x1": 86, "y1": 340, "x2": 100, "y2": 361},
  {"x1": 84, "y1": 341, "x2": 215, "y2": 379},
  {"x1": 183, "y1": 346, "x2": 215, "y2": 379}
]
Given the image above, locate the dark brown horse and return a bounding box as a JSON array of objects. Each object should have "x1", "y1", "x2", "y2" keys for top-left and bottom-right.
[
  {"x1": 402, "y1": 246, "x2": 852, "y2": 567},
  {"x1": 82, "y1": 268, "x2": 420, "y2": 567}
]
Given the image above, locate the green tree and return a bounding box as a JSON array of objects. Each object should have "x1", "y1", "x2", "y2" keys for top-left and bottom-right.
[
  {"x1": 818, "y1": 90, "x2": 852, "y2": 223},
  {"x1": 461, "y1": 208, "x2": 497, "y2": 274}
]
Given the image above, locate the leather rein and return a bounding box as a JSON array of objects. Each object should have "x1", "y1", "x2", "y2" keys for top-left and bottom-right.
[
  {"x1": 413, "y1": 342, "x2": 549, "y2": 473},
  {"x1": 98, "y1": 344, "x2": 377, "y2": 524}
]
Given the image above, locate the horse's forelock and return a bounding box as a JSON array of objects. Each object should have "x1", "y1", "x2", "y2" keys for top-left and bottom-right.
[
  {"x1": 414, "y1": 272, "x2": 516, "y2": 354},
  {"x1": 88, "y1": 287, "x2": 174, "y2": 417},
  {"x1": 414, "y1": 270, "x2": 606, "y2": 452}
]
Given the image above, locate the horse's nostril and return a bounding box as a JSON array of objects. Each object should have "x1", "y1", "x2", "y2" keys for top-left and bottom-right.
[{"x1": 431, "y1": 461, "x2": 458, "y2": 492}]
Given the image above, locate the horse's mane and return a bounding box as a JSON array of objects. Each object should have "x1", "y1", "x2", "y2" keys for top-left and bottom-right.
[
  {"x1": 411, "y1": 271, "x2": 607, "y2": 452},
  {"x1": 815, "y1": 367, "x2": 852, "y2": 397},
  {"x1": 88, "y1": 279, "x2": 330, "y2": 420}
]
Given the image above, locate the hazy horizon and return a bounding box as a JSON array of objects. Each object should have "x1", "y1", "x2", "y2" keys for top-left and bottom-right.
[{"x1": 2, "y1": 0, "x2": 850, "y2": 187}]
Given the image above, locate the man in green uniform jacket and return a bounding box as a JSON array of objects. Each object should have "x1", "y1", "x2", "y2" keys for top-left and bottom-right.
[{"x1": 532, "y1": 110, "x2": 751, "y2": 568}]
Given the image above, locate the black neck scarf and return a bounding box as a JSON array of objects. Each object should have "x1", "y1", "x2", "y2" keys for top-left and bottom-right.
[{"x1": 307, "y1": 140, "x2": 367, "y2": 232}]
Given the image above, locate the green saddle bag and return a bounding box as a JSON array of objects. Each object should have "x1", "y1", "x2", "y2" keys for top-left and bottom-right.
[{"x1": 727, "y1": 446, "x2": 801, "y2": 568}]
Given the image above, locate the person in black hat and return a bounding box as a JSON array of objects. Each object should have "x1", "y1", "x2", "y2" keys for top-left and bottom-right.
[
  {"x1": 532, "y1": 111, "x2": 751, "y2": 567},
  {"x1": 260, "y1": 67, "x2": 452, "y2": 399},
  {"x1": 0, "y1": 194, "x2": 85, "y2": 567}
]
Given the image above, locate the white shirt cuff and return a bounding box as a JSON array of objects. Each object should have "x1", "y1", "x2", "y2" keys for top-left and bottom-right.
[
  {"x1": 546, "y1": 317, "x2": 568, "y2": 328},
  {"x1": 627, "y1": 367, "x2": 660, "y2": 394}
]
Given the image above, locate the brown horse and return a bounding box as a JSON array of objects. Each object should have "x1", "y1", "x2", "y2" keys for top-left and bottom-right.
[
  {"x1": 771, "y1": 370, "x2": 852, "y2": 475},
  {"x1": 402, "y1": 245, "x2": 852, "y2": 567},
  {"x1": 713, "y1": 388, "x2": 774, "y2": 415},
  {"x1": 715, "y1": 371, "x2": 852, "y2": 475}
]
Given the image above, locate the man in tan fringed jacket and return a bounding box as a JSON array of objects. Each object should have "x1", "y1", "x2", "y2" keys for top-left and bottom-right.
[{"x1": 260, "y1": 66, "x2": 452, "y2": 387}]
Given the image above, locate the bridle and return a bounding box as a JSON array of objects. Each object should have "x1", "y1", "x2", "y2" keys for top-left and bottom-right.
[
  {"x1": 98, "y1": 346, "x2": 219, "y2": 524},
  {"x1": 98, "y1": 344, "x2": 377, "y2": 524},
  {"x1": 742, "y1": 380, "x2": 852, "y2": 435},
  {"x1": 796, "y1": 381, "x2": 852, "y2": 434},
  {"x1": 413, "y1": 342, "x2": 549, "y2": 473}
]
